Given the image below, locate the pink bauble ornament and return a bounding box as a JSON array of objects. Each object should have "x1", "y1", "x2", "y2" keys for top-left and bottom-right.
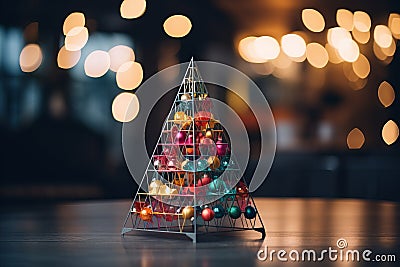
[
  {"x1": 175, "y1": 131, "x2": 186, "y2": 144},
  {"x1": 185, "y1": 134, "x2": 194, "y2": 145},
  {"x1": 216, "y1": 137, "x2": 228, "y2": 156}
]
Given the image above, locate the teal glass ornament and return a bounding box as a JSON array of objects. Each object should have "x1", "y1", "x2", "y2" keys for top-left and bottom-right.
[
  {"x1": 228, "y1": 206, "x2": 241, "y2": 219},
  {"x1": 213, "y1": 205, "x2": 225, "y2": 218},
  {"x1": 208, "y1": 179, "x2": 226, "y2": 193},
  {"x1": 244, "y1": 206, "x2": 256, "y2": 219}
]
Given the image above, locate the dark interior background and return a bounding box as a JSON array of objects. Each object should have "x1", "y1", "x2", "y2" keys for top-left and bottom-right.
[{"x1": 0, "y1": 0, "x2": 399, "y2": 202}]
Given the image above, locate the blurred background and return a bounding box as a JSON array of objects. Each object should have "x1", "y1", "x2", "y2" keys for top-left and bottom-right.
[{"x1": 0, "y1": 0, "x2": 399, "y2": 203}]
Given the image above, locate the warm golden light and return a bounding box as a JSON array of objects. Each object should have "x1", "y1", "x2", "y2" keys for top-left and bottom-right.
[
  {"x1": 325, "y1": 43, "x2": 343, "y2": 64},
  {"x1": 352, "y1": 54, "x2": 370, "y2": 79},
  {"x1": 352, "y1": 28, "x2": 370, "y2": 44},
  {"x1": 382, "y1": 120, "x2": 399, "y2": 145},
  {"x1": 108, "y1": 45, "x2": 135, "y2": 72},
  {"x1": 19, "y1": 44, "x2": 42, "y2": 72},
  {"x1": 338, "y1": 39, "x2": 359, "y2": 62},
  {"x1": 343, "y1": 63, "x2": 359, "y2": 82},
  {"x1": 336, "y1": 9, "x2": 353, "y2": 31},
  {"x1": 63, "y1": 12, "x2": 85, "y2": 35},
  {"x1": 116, "y1": 61, "x2": 143, "y2": 90},
  {"x1": 163, "y1": 15, "x2": 192, "y2": 38},
  {"x1": 381, "y1": 38, "x2": 396, "y2": 57},
  {"x1": 306, "y1": 42, "x2": 328, "y2": 68},
  {"x1": 349, "y1": 77, "x2": 368, "y2": 91},
  {"x1": 347, "y1": 128, "x2": 365, "y2": 149},
  {"x1": 84, "y1": 50, "x2": 110, "y2": 78},
  {"x1": 252, "y1": 36, "x2": 280, "y2": 61},
  {"x1": 388, "y1": 13, "x2": 400, "y2": 39},
  {"x1": 281, "y1": 34, "x2": 306, "y2": 58},
  {"x1": 301, "y1": 9, "x2": 325, "y2": 32},
  {"x1": 120, "y1": 0, "x2": 146, "y2": 19},
  {"x1": 23, "y1": 22, "x2": 39, "y2": 42},
  {"x1": 271, "y1": 50, "x2": 292, "y2": 69},
  {"x1": 327, "y1": 27, "x2": 352, "y2": 49},
  {"x1": 57, "y1": 46, "x2": 81, "y2": 69},
  {"x1": 238, "y1": 36, "x2": 264, "y2": 63},
  {"x1": 374, "y1": 25, "x2": 393, "y2": 48},
  {"x1": 353, "y1": 11, "x2": 371, "y2": 32},
  {"x1": 373, "y1": 41, "x2": 388, "y2": 61},
  {"x1": 378, "y1": 81, "x2": 395, "y2": 108},
  {"x1": 112, "y1": 92, "x2": 140, "y2": 122},
  {"x1": 65, "y1": 26, "x2": 89, "y2": 51}
]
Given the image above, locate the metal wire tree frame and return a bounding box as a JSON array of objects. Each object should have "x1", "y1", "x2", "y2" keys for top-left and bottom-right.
[{"x1": 122, "y1": 58, "x2": 266, "y2": 242}]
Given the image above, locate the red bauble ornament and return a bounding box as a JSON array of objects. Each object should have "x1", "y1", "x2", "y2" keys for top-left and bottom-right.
[
  {"x1": 197, "y1": 174, "x2": 212, "y2": 186},
  {"x1": 201, "y1": 207, "x2": 215, "y2": 221},
  {"x1": 236, "y1": 181, "x2": 249, "y2": 198}
]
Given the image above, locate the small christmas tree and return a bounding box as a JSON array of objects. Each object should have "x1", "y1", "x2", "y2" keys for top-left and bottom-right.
[{"x1": 122, "y1": 58, "x2": 265, "y2": 242}]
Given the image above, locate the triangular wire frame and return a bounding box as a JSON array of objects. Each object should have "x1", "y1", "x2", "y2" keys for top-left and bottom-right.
[{"x1": 122, "y1": 58, "x2": 266, "y2": 242}]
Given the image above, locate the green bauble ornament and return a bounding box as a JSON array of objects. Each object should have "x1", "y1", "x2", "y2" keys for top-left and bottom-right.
[
  {"x1": 244, "y1": 206, "x2": 256, "y2": 219},
  {"x1": 213, "y1": 204, "x2": 225, "y2": 218},
  {"x1": 228, "y1": 206, "x2": 241, "y2": 219}
]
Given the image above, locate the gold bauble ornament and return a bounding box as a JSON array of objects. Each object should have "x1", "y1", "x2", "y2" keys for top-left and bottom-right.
[
  {"x1": 180, "y1": 93, "x2": 191, "y2": 101},
  {"x1": 174, "y1": 111, "x2": 187, "y2": 123},
  {"x1": 208, "y1": 156, "x2": 220, "y2": 170},
  {"x1": 205, "y1": 128, "x2": 213, "y2": 139},
  {"x1": 139, "y1": 207, "x2": 153, "y2": 221},
  {"x1": 182, "y1": 206, "x2": 194, "y2": 219}
]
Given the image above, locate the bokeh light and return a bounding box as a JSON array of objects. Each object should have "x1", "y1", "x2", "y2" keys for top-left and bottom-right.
[
  {"x1": 65, "y1": 26, "x2": 89, "y2": 51},
  {"x1": 373, "y1": 41, "x2": 388, "y2": 61},
  {"x1": 343, "y1": 63, "x2": 359, "y2": 82},
  {"x1": 306, "y1": 42, "x2": 328, "y2": 68},
  {"x1": 23, "y1": 22, "x2": 39, "y2": 43},
  {"x1": 253, "y1": 36, "x2": 280, "y2": 61},
  {"x1": 388, "y1": 13, "x2": 400, "y2": 39},
  {"x1": 327, "y1": 27, "x2": 352, "y2": 49},
  {"x1": 271, "y1": 50, "x2": 292, "y2": 69},
  {"x1": 19, "y1": 44, "x2": 43, "y2": 72},
  {"x1": 120, "y1": 0, "x2": 146, "y2": 19},
  {"x1": 347, "y1": 128, "x2": 365, "y2": 149},
  {"x1": 57, "y1": 46, "x2": 81, "y2": 69},
  {"x1": 116, "y1": 61, "x2": 144, "y2": 90},
  {"x1": 352, "y1": 54, "x2": 370, "y2": 79},
  {"x1": 112, "y1": 92, "x2": 140, "y2": 122},
  {"x1": 301, "y1": 9, "x2": 325, "y2": 32},
  {"x1": 349, "y1": 77, "x2": 368, "y2": 91},
  {"x1": 378, "y1": 81, "x2": 395, "y2": 108},
  {"x1": 108, "y1": 45, "x2": 135, "y2": 72},
  {"x1": 281, "y1": 34, "x2": 306, "y2": 58},
  {"x1": 353, "y1": 11, "x2": 371, "y2": 32},
  {"x1": 374, "y1": 25, "x2": 393, "y2": 48},
  {"x1": 163, "y1": 15, "x2": 192, "y2": 38},
  {"x1": 325, "y1": 43, "x2": 343, "y2": 64},
  {"x1": 352, "y1": 28, "x2": 370, "y2": 44},
  {"x1": 382, "y1": 120, "x2": 399, "y2": 145},
  {"x1": 381, "y1": 38, "x2": 396, "y2": 57},
  {"x1": 336, "y1": 9, "x2": 353, "y2": 31},
  {"x1": 238, "y1": 36, "x2": 264, "y2": 63},
  {"x1": 337, "y1": 39, "x2": 359, "y2": 62},
  {"x1": 63, "y1": 12, "x2": 85, "y2": 35},
  {"x1": 84, "y1": 50, "x2": 110, "y2": 78}
]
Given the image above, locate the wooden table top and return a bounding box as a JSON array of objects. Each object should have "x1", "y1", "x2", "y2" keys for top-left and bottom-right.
[{"x1": 0, "y1": 198, "x2": 399, "y2": 267}]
